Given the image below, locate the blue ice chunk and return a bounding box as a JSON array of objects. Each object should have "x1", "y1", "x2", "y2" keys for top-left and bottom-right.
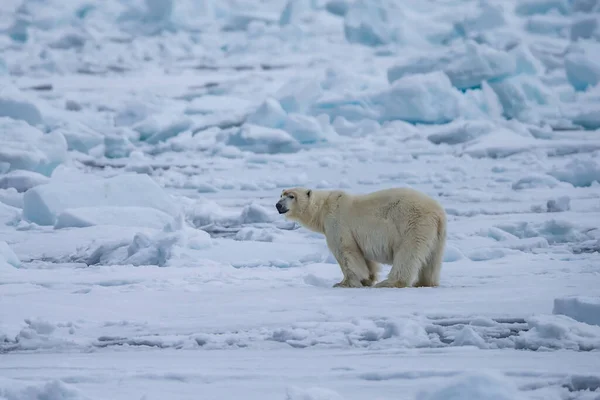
[
  {"x1": 454, "y1": 2, "x2": 505, "y2": 37},
  {"x1": 0, "y1": 118, "x2": 67, "y2": 177},
  {"x1": 445, "y1": 43, "x2": 517, "y2": 90},
  {"x1": 512, "y1": 44, "x2": 544, "y2": 76},
  {"x1": 227, "y1": 124, "x2": 300, "y2": 154},
  {"x1": 283, "y1": 114, "x2": 336, "y2": 145},
  {"x1": 7, "y1": 18, "x2": 29, "y2": 43},
  {"x1": 279, "y1": 0, "x2": 317, "y2": 26},
  {"x1": 570, "y1": 16, "x2": 599, "y2": 41},
  {"x1": 313, "y1": 71, "x2": 484, "y2": 124},
  {"x1": 326, "y1": 0, "x2": 350, "y2": 16},
  {"x1": 571, "y1": 105, "x2": 600, "y2": 130},
  {"x1": 133, "y1": 114, "x2": 192, "y2": 144},
  {"x1": 525, "y1": 14, "x2": 570, "y2": 36},
  {"x1": 311, "y1": 95, "x2": 380, "y2": 122},
  {"x1": 387, "y1": 53, "x2": 455, "y2": 85},
  {"x1": 52, "y1": 124, "x2": 103, "y2": 154},
  {"x1": 372, "y1": 71, "x2": 465, "y2": 124},
  {"x1": 246, "y1": 98, "x2": 288, "y2": 129},
  {"x1": 279, "y1": 0, "x2": 296, "y2": 25},
  {"x1": 105, "y1": 135, "x2": 134, "y2": 159},
  {"x1": 274, "y1": 77, "x2": 323, "y2": 114},
  {"x1": 565, "y1": 53, "x2": 600, "y2": 91},
  {"x1": 571, "y1": 0, "x2": 600, "y2": 12},
  {"x1": 145, "y1": 0, "x2": 173, "y2": 21},
  {"x1": 0, "y1": 241, "x2": 20, "y2": 268},
  {"x1": 549, "y1": 158, "x2": 600, "y2": 187},
  {"x1": 0, "y1": 84, "x2": 43, "y2": 126},
  {"x1": 388, "y1": 42, "x2": 518, "y2": 91},
  {"x1": 488, "y1": 75, "x2": 557, "y2": 120},
  {"x1": 515, "y1": 0, "x2": 570, "y2": 16},
  {"x1": 343, "y1": 0, "x2": 396, "y2": 47}
]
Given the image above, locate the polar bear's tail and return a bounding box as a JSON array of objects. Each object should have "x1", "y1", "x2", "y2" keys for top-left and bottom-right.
[{"x1": 417, "y1": 213, "x2": 446, "y2": 287}]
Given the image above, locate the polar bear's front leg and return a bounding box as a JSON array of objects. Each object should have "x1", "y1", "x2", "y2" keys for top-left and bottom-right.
[
  {"x1": 324, "y1": 226, "x2": 371, "y2": 288},
  {"x1": 330, "y1": 247, "x2": 371, "y2": 288},
  {"x1": 331, "y1": 257, "x2": 363, "y2": 288}
]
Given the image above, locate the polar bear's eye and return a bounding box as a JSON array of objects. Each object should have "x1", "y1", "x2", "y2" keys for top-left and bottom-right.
[{"x1": 289, "y1": 195, "x2": 295, "y2": 199}]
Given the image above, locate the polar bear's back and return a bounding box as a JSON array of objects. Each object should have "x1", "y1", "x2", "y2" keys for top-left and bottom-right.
[{"x1": 350, "y1": 187, "x2": 444, "y2": 219}]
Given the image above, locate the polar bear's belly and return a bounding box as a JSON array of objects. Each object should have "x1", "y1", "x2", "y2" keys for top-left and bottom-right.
[{"x1": 351, "y1": 223, "x2": 396, "y2": 265}]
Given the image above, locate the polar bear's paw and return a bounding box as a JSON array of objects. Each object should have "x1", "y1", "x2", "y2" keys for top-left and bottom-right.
[
  {"x1": 333, "y1": 279, "x2": 363, "y2": 288},
  {"x1": 374, "y1": 279, "x2": 408, "y2": 288},
  {"x1": 360, "y1": 277, "x2": 375, "y2": 287}
]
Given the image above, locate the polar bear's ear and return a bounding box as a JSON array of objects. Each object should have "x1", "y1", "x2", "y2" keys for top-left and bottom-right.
[{"x1": 307, "y1": 189, "x2": 312, "y2": 198}]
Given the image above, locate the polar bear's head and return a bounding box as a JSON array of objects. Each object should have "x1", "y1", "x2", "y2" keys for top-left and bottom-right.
[{"x1": 275, "y1": 187, "x2": 312, "y2": 218}]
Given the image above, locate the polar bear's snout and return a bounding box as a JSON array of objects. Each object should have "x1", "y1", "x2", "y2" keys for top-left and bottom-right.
[{"x1": 276, "y1": 199, "x2": 288, "y2": 214}]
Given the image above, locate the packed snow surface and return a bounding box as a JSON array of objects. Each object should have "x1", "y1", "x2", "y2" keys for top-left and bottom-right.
[{"x1": 1, "y1": 0, "x2": 600, "y2": 399}]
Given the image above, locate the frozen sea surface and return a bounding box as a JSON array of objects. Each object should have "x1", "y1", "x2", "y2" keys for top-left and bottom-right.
[{"x1": 1, "y1": 0, "x2": 600, "y2": 399}]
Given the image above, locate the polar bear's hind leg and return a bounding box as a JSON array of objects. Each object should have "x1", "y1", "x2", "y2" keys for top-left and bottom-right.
[
  {"x1": 375, "y1": 235, "x2": 431, "y2": 288},
  {"x1": 415, "y1": 218, "x2": 446, "y2": 287},
  {"x1": 415, "y1": 243, "x2": 443, "y2": 287}
]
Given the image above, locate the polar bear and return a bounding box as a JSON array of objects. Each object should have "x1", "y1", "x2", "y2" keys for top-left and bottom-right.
[{"x1": 275, "y1": 187, "x2": 446, "y2": 288}]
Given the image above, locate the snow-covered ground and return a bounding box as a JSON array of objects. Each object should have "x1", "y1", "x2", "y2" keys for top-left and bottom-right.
[{"x1": 1, "y1": 0, "x2": 600, "y2": 399}]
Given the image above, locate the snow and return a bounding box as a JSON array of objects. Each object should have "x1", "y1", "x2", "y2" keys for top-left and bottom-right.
[
  {"x1": 1, "y1": 0, "x2": 600, "y2": 398},
  {"x1": 54, "y1": 206, "x2": 174, "y2": 230},
  {"x1": 286, "y1": 386, "x2": 344, "y2": 400},
  {"x1": 546, "y1": 195, "x2": 571, "y2": 212},
  {"x1": 0, "y1": 378, "x2": 90, "y2": 400},
  {"x1": 416, "y1": 371, "x2": 526, "y2": 400}
]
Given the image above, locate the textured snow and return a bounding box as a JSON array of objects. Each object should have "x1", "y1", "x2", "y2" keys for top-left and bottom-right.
[
  {"x1": 54, "y1": 206, "x2": 174, "y2": 230},
  {"x1": 416, "y1": 371, "x2": 526, "y2": 400},
  {"x1": 22, "y1": 173, "x2": 179, "y2": 225},
  {"x1": 0, "y1": 378, "x2": 90, "y2": 400},
  {"x1": 1, "y1": 0, "x2": 600, "y2": 399}
]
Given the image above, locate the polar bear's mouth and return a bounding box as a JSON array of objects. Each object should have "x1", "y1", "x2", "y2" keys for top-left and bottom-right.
[{"x1": 276, "y1": 201, "x2": 289, "y2": 214}]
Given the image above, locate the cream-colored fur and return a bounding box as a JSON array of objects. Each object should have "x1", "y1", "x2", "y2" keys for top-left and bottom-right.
[{"x1": 276, "y1": 187, "x2": 447, "y2": 288}]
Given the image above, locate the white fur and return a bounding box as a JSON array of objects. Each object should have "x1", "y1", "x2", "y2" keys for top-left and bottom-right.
[{"x1": 276, "y1": 187, "x2": 447, "y2": 288}]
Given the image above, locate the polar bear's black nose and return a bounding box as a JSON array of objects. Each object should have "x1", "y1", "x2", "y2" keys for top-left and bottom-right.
[{"x1": 276, "y1": 202, "x2": 287, "y2": 214}]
